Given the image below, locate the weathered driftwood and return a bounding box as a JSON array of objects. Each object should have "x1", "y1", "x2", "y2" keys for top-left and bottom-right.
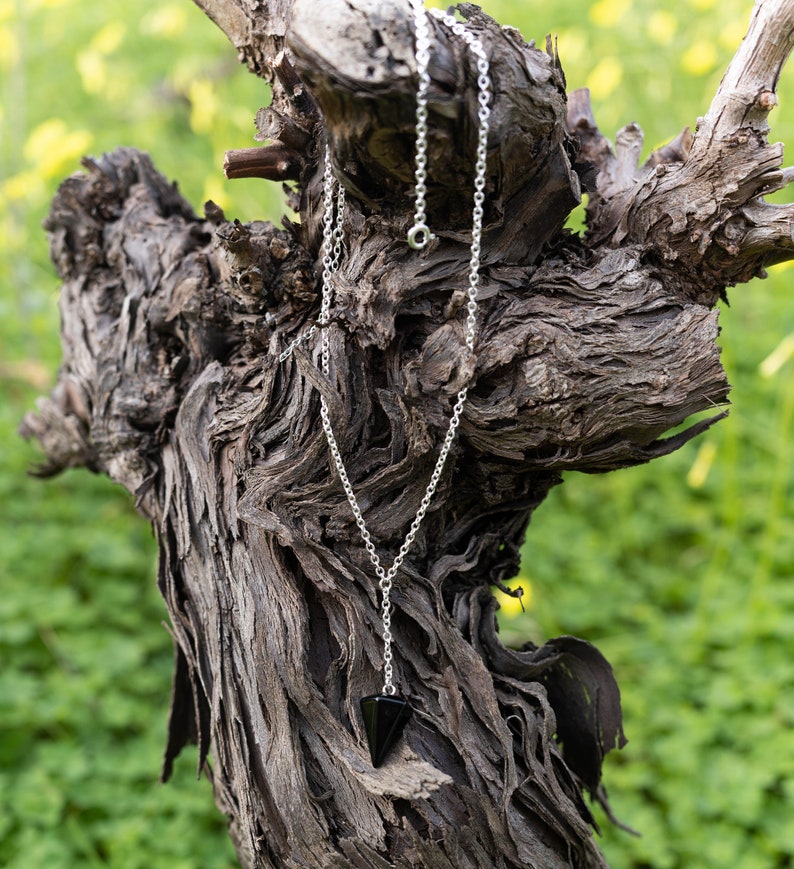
[{"x1": 21, "y1": 1, "x2": 794, "y2": 866}]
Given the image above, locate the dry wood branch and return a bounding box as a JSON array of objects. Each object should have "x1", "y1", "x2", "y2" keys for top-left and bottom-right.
[
  {"x1": 224, "y1": 146, "x2": 303, "y2": 180},
  {"x1": 191, "y1": 0, "x2": 291, "y2": 79},
  {"x1": 572, "y1": 0, "x2": 794, "y2": 293},
  {"x1": 22, "y1": 1, "x2": 794, "y2": 867},
  {"x1": 696, "y1": 0, "x2": 794, "y2": 141}
]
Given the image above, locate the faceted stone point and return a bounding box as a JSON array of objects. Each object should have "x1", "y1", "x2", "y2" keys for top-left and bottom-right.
[{"x1": 360, "y1": 694, "x2": 412, "y2": 767}]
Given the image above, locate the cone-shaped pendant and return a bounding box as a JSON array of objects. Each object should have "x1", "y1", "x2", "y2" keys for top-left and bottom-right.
[{"x1": 360, "y1": 694, "x2": 412, "y2": 767}]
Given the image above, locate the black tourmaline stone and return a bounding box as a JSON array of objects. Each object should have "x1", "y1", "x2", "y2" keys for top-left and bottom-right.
[{"x1": 360, "y1": 694, "x2": 412, "y2": 767}]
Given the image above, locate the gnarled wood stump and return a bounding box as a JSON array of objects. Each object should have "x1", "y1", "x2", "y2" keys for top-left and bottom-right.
[{"x1": 22, "y1": 1, "x2": 794, "y2": 866}]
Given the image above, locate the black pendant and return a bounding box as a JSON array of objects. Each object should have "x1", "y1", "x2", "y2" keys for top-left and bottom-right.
[{"x1": 360, "y1": 694, "x2": 412, "y2": 767}]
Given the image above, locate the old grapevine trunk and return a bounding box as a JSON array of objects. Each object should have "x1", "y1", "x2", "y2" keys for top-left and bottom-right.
[{"x1": 21, "y1": 0, "x2": 794, "y2": 866}]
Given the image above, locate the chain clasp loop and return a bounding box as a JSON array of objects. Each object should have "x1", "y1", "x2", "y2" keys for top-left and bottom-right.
[{"x1": 407, "y1": 223, "x2": 434, "y2": 250}]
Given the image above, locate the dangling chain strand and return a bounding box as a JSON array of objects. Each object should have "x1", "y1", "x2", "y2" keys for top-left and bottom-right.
[
  {"x1": 313, "y1": 5, "x2": 491, "y2": 697},
  {"x1": 407, "y1": 0, "x2": 434, "y2": 250},
  {"x1": 278, "y1": 170, "x2": 346, "y2": 364}
]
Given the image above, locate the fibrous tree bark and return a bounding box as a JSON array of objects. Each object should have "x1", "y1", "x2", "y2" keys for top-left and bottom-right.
[{"x1": 21, "y1": 1, "x2": 794, "y2": 866}]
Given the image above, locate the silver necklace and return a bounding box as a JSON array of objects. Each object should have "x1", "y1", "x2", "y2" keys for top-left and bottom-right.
[{"x1": 282, "y1": 2, "x2": 491, "y2": 767}]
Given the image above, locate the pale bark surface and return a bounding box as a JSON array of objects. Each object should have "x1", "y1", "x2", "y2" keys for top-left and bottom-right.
[{"x1": 21, "y1": 1, "x2": 794, "y2": 866}]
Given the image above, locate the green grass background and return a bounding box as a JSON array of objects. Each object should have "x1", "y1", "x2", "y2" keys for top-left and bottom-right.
[{"x1": 1, "y1": 0, "x2": 793, "y2": 866}]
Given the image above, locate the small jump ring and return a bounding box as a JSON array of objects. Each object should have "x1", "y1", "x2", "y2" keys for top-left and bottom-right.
[{"x1": 407, "y1": 223, "x2": 434, "y2": 250}]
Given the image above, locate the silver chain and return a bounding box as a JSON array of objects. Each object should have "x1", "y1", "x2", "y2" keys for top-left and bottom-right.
[
  {"x1": 289, "y1": 3, "x2": 490, "y2": 696},
  {"x1": 407, "y1": 0, "x2": 434, "y2": 250},
  {"x1": 278, "y1": 174, "x2": 346, "y2": 364}
]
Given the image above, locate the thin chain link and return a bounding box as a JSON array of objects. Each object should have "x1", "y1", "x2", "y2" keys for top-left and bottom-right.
[{"x1": 286, "y1": 3, "x2": 491, "y2": 696}]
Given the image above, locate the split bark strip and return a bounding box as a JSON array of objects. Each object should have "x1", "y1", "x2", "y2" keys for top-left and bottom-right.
[{"x1": 20, "y1": 1, "x2": 794, "y2": 867}]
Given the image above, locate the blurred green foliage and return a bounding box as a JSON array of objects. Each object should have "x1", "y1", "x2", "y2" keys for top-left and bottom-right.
[{"x1": 1, "y1": 0, "x2": 793, "y2": 866}]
